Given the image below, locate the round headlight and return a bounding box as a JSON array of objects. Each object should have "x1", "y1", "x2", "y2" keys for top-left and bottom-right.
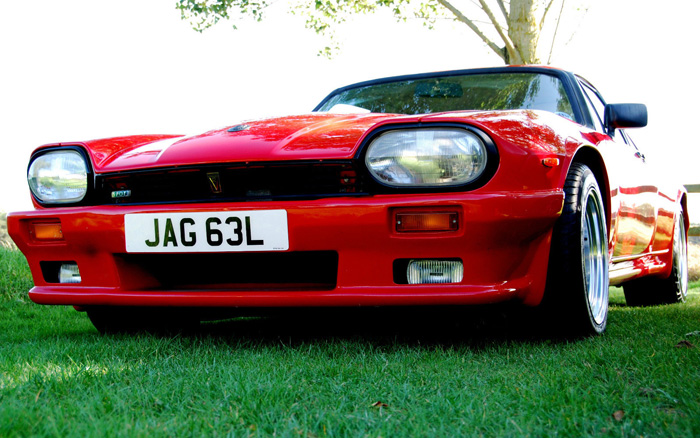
[
  {"x1": 365, "y1": 128, "x2": 487, "y2": 187},
  {"x1": 28, "y1": 150, "x2": 88, "y2": 204}
]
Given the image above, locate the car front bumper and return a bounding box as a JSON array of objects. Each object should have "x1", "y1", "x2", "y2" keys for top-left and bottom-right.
[{"x1": 9, "y1": 190, "x2": 563, "y2": 308}]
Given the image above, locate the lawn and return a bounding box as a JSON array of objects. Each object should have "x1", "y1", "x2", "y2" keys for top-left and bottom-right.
[{"x1": 1, "y1": 247, "x2": 699, "y2": 437}]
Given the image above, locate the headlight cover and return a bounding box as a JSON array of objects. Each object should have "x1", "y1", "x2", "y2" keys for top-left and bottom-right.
[
  {"x1": 365, "y1": 128, "x2": 488, "y2": 187},
  {"x1": 28, "y1": 149, "x2": 88, "y2": 204}
]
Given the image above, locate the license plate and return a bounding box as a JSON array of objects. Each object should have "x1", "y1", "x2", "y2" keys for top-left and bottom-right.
[{"x1": 125, "y1": 210, "x2": 288, "y2": 253}]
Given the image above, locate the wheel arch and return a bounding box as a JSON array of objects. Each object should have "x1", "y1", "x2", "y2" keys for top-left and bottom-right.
[
  {"x1": 680, "y1": 192, "x2": 689, "y2": 236},
  {"x1": 568, "y1": 146, "x2": 612, "y2": 235}
]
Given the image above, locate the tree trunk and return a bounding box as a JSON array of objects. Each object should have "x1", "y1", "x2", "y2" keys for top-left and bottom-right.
[{"x1": 508, "y1": 0, "x2": 541, "y2": 64}]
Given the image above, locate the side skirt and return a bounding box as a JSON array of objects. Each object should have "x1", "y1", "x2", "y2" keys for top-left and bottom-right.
[{"x1": 609, "y1": 249, "x2": 669, "y2": 286}]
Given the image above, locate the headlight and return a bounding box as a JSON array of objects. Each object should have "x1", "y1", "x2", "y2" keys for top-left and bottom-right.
[
  {"x1": 28, "y1": 150, "x2": 88, "y2": 204},
  {"x1": 365, "y1": 128, "x2": 487, "y2": 187}
]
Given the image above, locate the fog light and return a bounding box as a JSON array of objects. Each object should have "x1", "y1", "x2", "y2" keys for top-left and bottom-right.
[
  {"x1": 407, "y1": 260, "x2": 463, "y2": 284},
  {"x1": 59, "y1": 263, "x2": 81, "y2": 284}
]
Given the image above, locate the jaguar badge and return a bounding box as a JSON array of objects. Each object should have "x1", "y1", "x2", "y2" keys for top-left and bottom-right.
[{"x1": 207, "y1": 172, "x2": 223, "y2": 194}]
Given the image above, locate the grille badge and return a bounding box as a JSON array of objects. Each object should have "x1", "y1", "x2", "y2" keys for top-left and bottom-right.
[
  {"x1": 207, "y1": 172, "x2": 223, "y2": 194},
  {"x1": 111, "y1": 189, "x2": 131, "y2": 199}
]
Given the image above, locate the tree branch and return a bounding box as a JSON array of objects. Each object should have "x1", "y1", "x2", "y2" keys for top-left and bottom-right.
[
  {"x1": 540, "y1": 0, "x2": 557, "y2": 31},
  {"x1": 436, "y1": 0, "x2": 506, "y2": 62},
  {"x1": 547, "y1": 0, "x2": 565, "y2": 64},
  {"x1": 477, "y1": 0, "x2": 516, "y2": 60},
  {"x1": 496, "y1": 0, "x2": 509, "y2": 22}
]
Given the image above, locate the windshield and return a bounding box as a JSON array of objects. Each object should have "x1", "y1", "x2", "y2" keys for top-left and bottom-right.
[{"x1": 316, "y1": 72, "x2": 574, "y2": 120}]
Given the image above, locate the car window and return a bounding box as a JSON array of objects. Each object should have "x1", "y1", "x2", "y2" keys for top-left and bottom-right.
[
  {"x1": 317, "y1": 72, "x2": 575, "y2": 119},
  {"x1": 580, "y1": 83, "x2": 606, "y2": 132}
]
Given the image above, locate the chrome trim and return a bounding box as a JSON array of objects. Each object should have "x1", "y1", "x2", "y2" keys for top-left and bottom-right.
[{"x1": 611, "y1": 249, "x2": 668, "y2": 264}]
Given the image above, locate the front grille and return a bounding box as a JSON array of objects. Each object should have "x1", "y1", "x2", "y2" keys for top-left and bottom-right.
[
  {"x1": 116, "y1": 251, "x2": 338, "y2": 291},
  {"x1": 95, "y1": 161, "x2": 366, "y2": 205}
]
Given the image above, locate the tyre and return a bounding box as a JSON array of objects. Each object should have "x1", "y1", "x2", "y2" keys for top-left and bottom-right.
[
  {"x1": 623, "y1": 206, "x2": 688, "y2": 306},
  {"x1": 543, "y1": 163, "x2": 609, "y2": 336},
  {"x1": 87, "y1": 307, "x2": 199, "y2": 334}
]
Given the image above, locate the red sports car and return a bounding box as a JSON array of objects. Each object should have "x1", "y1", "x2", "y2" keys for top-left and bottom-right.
[{"x1": 8, "y1": 66, "x2": 688, "y2": 335}]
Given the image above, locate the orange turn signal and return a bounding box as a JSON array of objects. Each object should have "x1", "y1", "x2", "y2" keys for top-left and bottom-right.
[
  {"x1": 30, "y1": 221, "x2": 64, "y2": 241},
  {"x1": 396, "y1": 212, "x2": 459, "y2": 232},
  {"x1": 542, "y1": 157, "x2": 560, "y2": 168}
]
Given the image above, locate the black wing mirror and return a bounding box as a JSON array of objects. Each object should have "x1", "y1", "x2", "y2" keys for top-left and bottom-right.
[{"x1": 604, "y1": 103, "x2": 647, "y2": 134}]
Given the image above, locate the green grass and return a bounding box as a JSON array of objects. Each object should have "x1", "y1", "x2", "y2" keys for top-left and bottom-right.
[
  {"x1": 0, "y1": 247, "x2": 32, "y2": 302},
  {"x1": 1, "y1": 246, "x2": 699, "y2": 437}
]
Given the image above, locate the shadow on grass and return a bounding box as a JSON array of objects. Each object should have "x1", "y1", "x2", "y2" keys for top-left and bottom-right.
[
  {"x1": 188, "y1": 305, "x2": 560, "y2": 349},
  {"x1": 0, "y1": 300, "x2": 583, "y2": 348},
  {"x1": 93, "y1": 288, "x2": 656, "y2": 346},
  {"x1": 91, "y1": 291, "x2": 699, "y2": 349}
]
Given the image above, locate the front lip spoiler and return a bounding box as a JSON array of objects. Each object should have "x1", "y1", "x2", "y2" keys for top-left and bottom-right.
[{"x1": 28, "y1": 279, "x2": 532, "y2": 308}]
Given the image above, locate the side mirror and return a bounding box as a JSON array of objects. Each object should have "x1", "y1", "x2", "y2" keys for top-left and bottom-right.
[{"x1": 604, "y1": 103, "x2": 647, "y2": 133}]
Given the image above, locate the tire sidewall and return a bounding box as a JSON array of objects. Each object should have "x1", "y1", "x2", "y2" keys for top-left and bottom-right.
[
  {"x1": 673, "y1": 208, "x2": 688, "y2": 302},
  {"x1": 578, "y1": 169, "x2": 608, "y2": 334}
]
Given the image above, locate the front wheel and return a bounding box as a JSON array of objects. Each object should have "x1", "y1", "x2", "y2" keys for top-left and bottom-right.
[{"x1": 543, "y1": 163, "x2": 609, "y2": 336}]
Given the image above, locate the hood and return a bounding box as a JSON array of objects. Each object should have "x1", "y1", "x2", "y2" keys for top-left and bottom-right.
[
  {"x1": 82, "y1": 113, "x2": 406, "y2": 172},
  {"x1": 67, "y1": 109, "x2": 576, "y2": 173}
]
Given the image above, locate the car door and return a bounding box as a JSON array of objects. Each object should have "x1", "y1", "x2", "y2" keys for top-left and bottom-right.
[
  {"x1": 609, "y1": 131, "x2": 658, "y2": 257},
  {"x1": 578, "y1": 81, "x2": 657, "y2": 258}
]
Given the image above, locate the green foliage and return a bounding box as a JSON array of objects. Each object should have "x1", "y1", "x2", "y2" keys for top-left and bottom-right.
[
  {"x1": 176, "y1": 0, "x2": 268, "y2": 31},
  {"x1": 177, "y1": 0, "x2": 449, "y2": 57},
  {"x1": 295, "y1": 0, "x2": 421, "y2": 56}
]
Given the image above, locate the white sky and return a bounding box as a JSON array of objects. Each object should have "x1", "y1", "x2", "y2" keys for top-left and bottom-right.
[{"x1": 1, "y1": 0, "x2": 699, "y2": 216}]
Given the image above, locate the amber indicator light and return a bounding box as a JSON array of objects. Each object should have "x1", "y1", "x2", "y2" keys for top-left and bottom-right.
[
  {"x1": 542, "y1": 157, "x2": 560, "y2": 168},
  {"x1": 396, "y1": 212, "x2": 459, "y2": 232},
  {"x1": 30, "y1": 222, "x2": 64, "y2": 241}
]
